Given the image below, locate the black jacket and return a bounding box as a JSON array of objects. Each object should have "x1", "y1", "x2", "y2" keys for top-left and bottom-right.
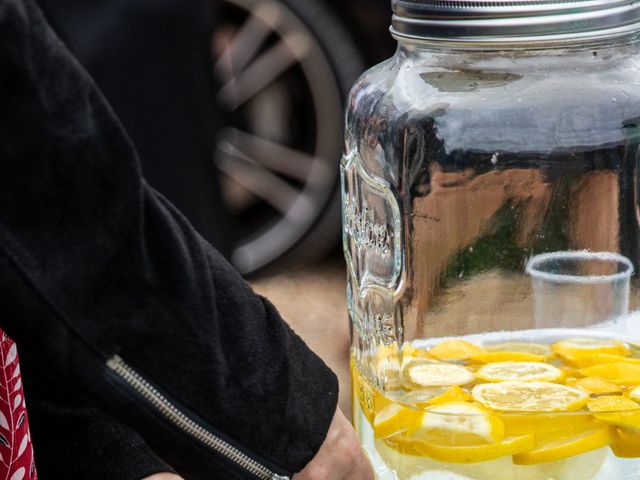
[
  {"x1": 35, "y1": 0, "x2": 234, "y2": 258},
  {"x1": 0, "y1": 1, "x2": 339, "y2": 478}
]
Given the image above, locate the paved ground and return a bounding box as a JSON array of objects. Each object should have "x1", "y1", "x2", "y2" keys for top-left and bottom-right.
[{"x1": 251, "y1": 254, "x2": 352, "y2": 418}]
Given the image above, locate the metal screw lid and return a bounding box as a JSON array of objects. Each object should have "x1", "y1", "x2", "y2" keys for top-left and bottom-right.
[{"x1": 391, "y1": 0, "x2": 640, "y2": 44}]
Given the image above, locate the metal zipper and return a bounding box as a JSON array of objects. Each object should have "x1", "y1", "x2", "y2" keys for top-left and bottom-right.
[{"x1": 107, "y1": 355, "x2": 290, "y2": 480}]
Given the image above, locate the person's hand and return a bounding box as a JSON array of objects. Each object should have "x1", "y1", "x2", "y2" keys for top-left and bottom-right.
[
  {"x1": 294, "y1": 408, "x2": 374, "y2": 480},
  {"x1": 142, "y1": 474, "x2": 183, "y2": 480}
]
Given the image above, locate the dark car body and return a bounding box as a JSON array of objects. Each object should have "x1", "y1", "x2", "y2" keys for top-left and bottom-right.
[{"x1": 329, "y1": 0, "x2": 396, "y2": 65}]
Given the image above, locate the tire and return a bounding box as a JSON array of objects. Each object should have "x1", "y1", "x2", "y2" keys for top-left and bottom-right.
[{"x1": 211, "y1": 0, "x2": 365, "y2": 275}]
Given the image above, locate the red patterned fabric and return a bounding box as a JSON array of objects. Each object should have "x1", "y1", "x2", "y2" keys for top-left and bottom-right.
[{"x1": 0, "y1": 332, "x2": 36, "y2": 480}]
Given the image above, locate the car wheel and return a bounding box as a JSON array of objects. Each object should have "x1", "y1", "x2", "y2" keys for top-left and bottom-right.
[{"x1": 211, "y1": 0, "x2": 365, "y2": 274}]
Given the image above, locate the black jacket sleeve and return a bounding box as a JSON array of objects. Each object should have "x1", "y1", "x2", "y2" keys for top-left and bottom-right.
[{"x1": 0, "y1": 0, "x2": 339, "y2": 477}]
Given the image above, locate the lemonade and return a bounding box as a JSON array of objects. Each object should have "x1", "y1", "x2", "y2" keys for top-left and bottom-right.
[{"x1": 352, "y1": 331, "x2": 640, "y2": 480}]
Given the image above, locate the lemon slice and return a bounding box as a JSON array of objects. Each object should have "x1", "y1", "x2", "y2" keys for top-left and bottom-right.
[
  {"x1": 587, "y1": 395, "x2": 640, "y2": 412},
  {"x1": 486, "y1": 342, "x2": 553, "y2": 356},
  {"x1": 561, "y1": 366, "x2": 582, "y2": 381},
  {"x1": 501, "y1": 412, "x2": 594, "y2": 436},
  {"x1": 629, "y1": 385, "x2": 640, "y2": 402},
  {"x1": 587, "y1": 395, "x2": 640, "y2": 431},
  {"x1": 374, "y1": 402, "x2": 422, "y2": 439},
  {"x1": 402, "y1": 343, "x2": 433, "y2": 359},
  {"x1": 385, "y1": 433, "x2": 535, "y2": 464},
  {"x1": 579, "y1": 363, "x2": 640, "y2": 385},
  {"x1": 398, "y1": 386, "x2": 471, "y2": 408},
  {"x1": 428, "y1": 339, "x2": 485, "y2": 362},
  {"x1": 566, "y1": 376, "x2": 622, "y2": 395},
  {"x1": 408, "y1": 401, "x2": 505, "y2": 446},
  {"x1": 471, "y1": 351, "x2": 549, "y2": 363},
  {"x1": 404, "y1": 360, "x2": 475, "y2": 390},
  {"x1": 570, "y1": 354, "x2": 640, "y2": 369},
  {"x1": 475, "y1": 342, "x2": 552, "y2": 363},
  {"x1": 472, "y1": 381, "x2": 588, "y2": 412},
  {"x1": 553, "y1": 338, "x2": 630, "y2": 364},
  {"x1": 476, "y1": 361, "x2": 563, "y2": 383},
  {"x1": 611, "y1": 428, "x2": 640, "y2": 458},
  {"x1": 512, "y1": 424, "x2": 615, "y2": 465}
]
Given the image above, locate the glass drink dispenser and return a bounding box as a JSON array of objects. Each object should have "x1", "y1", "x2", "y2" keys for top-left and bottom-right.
[{"x1": 343, "y1": 1, "x2": 640, "y2": 478}]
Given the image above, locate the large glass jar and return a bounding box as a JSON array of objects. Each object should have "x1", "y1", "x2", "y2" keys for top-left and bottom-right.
[{"x1": 343, "y1": 1, "x2": 640, "y2": 479}]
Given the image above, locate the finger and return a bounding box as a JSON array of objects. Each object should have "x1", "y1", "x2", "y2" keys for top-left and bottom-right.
[{"x1": 141, "y1": 474, "x2": 185, "y2": 480}]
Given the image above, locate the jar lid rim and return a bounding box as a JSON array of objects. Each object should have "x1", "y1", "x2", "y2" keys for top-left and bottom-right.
[{"x1": 391, "y1": 0, "x2": 640, "y2": 42}]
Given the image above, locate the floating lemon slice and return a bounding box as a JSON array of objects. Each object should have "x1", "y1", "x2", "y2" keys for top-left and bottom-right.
[
  {"x1": 486, "y1": 342, "x2": 553, "y2": 356},
  {"x1": 587, "y1": 395, "x2": 640, "y2": 431},
  {"x1": 561, "y1": 366, "x2": 582, "y2": 381},
  {"x1": 579, "y1": 363, "x2": 640, "y2": 386},
  {"x1": 471, "y1": 351, "x2": 548, "y2": 363},
  {"x1": 501, "y1": 412, "x2": 594, "y2": 436},
  {"x1": 398, "y1": 386, "x2": 471, "y2": 408},
  {"x1": 404, "y1": 360, "x2": 475, "y2": 390},
  {"x1": 428, "y1": 339, "x2": 485, "y2": 362},
  {"x1": 385, "y1": 433, "x2": 535, "y2": 464},
  {"x1": 611, "y1": 428, "x2": 640, "y2": 458},
  {"x1": 476, "y1": 361, "x2": 563, "y2": 383},
  {"x1": 512, "y1": 423, "x2": 615, "y2": 465},
  {"x1": 474, "y1": 342, "x2": 553, "y2": 363},
  {"x1": 402, "y1": 343, "x2": 433, "y2": 359},
  {"x1": 374, "y1": 402, "x2": 422, "y2": 439},
  {"x1": 553, "y1": 338, "x2": 630, "y2": 364},
  {"x1": 473, "y1": 381, "x2": 588, "y2": 412},
  {"x1": 569, "y1": 354, "x2": 640, "y2": 369},
  {"x1": 587, "y1": 395, "x2": 640, "y2": 412},
  {"x1": 408, "y1": 401, "x2": 505, "y2": 446},
  {"x1": 566, "y1": 376, "x2": 622, "y2": 395},
  {"x1": 629, "y1": 385, "x2": 640, "y2": 402}
]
